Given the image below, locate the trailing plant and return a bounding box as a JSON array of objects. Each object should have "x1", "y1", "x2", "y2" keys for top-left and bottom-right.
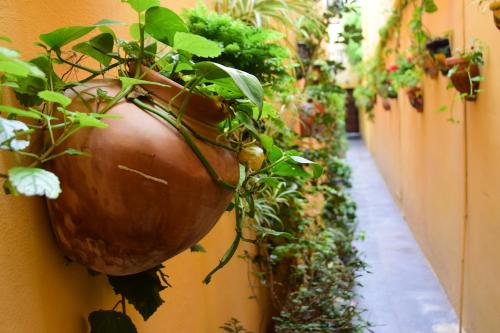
[
  {"x1": 353, "y1": 0, "x2": 438, "y2": 116},
  {"x1": 446, "y1": 39, "x2": 485, "y2": 101},
  {"x1": 0, "y1": 1, "x2": 327, "y2": 332}
]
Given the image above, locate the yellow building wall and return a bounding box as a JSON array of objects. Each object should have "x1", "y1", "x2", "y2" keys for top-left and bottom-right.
[
  {"x1": 360, "y1": 1, "x2": 500, "y2": 332},
  {"x1": 0, "y1": 0, "x2": 269, "y2": 332}
]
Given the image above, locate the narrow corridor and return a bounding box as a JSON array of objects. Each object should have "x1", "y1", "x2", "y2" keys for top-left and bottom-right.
[{"x1": 347, "y1": 138, "x2": 460, "y2": 333}]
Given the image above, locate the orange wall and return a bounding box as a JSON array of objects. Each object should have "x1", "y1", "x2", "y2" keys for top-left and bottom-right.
[
  {"x1": 0, "y1": 0, "x2": 269, "y2": 332},
  {"x1": 360, "y1": 1, "x2": 500, "y2": 332}
]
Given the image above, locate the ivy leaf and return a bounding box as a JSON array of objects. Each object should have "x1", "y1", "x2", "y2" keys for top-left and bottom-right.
[
  {"x1": 68, "y1": 112, "x2": 109, "y2": 129},
  {"x1": 73, "y1": 33, "x2": 114, "y2": 66},
  {"x1": 38, "y1": 90, "x2": 72, "y2": 107},
  {"x1": 8, "y1": 167, "x2": 61, "y2": 199},
  {"x1": 122, "y1": 0, "x2": 160, "y2": 13},
  {"x1": 173, "y1": 32, "x2": 222, "y2": 58},
  {"x1": 40, "y1": 26, "x2": 95, "y2": 49},
  {"x1": 423, "y1": 0, "x2": 438, "y2": 13},
  {"x1": 271, "y1": 161, "x2": 310, "y2": 178},
  {"x1": 88, "y1": 310, "x2": 137, "y2": 333},
  {"x1": 0, "y1": 59, "x2": 44, "y2": 78},
  {"x1": 145, "y1": 7, "x2": 188, "y2": 46},
  {"x1": 108, "y1": 266, "x2": 168, "y2": 321},
  {"x1": 0, "y1": 105, "x2": 43, "y2": 120},
  {"x1": 0, "y1": 117, "x2": 30, "y2": 151},
  {"x1": 194, "y1": 62, "x2": 263, "y2": 112}
]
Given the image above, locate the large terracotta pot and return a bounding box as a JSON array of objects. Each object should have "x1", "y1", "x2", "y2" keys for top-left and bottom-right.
[
  {"x1": 47, "y1": 69, "x2": 239, "y2": 275},
  {"x1": 445, "y1": 57, "x2": 480, "y2": 101},
  {"x1": 491, "y1": 1, "x2": 500, "y2": 30}
]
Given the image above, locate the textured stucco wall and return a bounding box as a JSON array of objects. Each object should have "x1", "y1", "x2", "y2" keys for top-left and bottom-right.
[
  {"x1": 0, "y1": 0, "x2": 268, "y2": 332},
  {"x1": 360, "y1": 0, "x2": 500, "y2": 332}
]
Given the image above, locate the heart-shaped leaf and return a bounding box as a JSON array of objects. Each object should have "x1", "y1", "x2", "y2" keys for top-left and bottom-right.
[
  {"x1": 145, "y1": 7, "x2": 188, "y2": 46},
  {"x1": 88, "y1": 310, "x2": 137, "y2": 333},
  {"x1": 173, "y1": 32, "x2": 222, "y2": 58},
  {"x1": 194, "y1": 62, "x2": 263, "y2": 112},
  {"x1": 73, "y1": 33, "x2": 114, "y2": 66},
  {"x1": 40, "y1": 26, "x2": 95, "y2": 49},
  {"x1": 122, "y1": 0, "x2": 160, "y2": 13},
  {"x1": 38, "y1": 90, "x2": 72, "y2": 107},
  {"x1": 8, "y1": 167, "x2": 61, "y2": 199}
]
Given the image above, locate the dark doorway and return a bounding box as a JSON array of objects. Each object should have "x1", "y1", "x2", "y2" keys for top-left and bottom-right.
[{"x1": 345, "y1": 88, "x2": 359, "y2": 133}]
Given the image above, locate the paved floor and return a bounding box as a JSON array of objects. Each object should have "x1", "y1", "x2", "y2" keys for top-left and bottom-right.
[{"x1": 346, "y1": 138, "x2": 460, "y2": 333}]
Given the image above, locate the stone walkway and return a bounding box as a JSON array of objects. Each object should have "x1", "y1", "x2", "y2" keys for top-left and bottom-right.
[{"x1": 346, "y1": 138, "x2": 460, "y2": 333}]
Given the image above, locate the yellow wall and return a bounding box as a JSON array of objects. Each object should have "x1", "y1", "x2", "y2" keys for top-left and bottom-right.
[
  {"x1": 360, "y1": 1, "x2": 500, "y2": 332},
  {"x1": 0, "y1": 0, "x2": 269, "y2": 332}
]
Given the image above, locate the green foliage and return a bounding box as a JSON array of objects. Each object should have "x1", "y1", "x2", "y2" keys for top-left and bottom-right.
[
  {"x1": 220, "y1": 318, "x2": 253, "y2": 333},
  {"x1": 108, "y1": 266, "x2": 170, "y2": 321},
  {"x1": 184, "y1": 6, "x2": 290, "y2": 85},
  {"x1": 390, "y1": 57, "x2": 423, "y2": 90},
  {"x1": 88, "y1": 310, "x2": 137, "y2": 333}
]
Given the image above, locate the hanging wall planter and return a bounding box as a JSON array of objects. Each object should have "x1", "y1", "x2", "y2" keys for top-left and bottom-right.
[
  {"x1": 490, "y1": 1, "x2": 500, "y2": 29},
  {"x1": 423, "y1": 54, "x2": 439, "y2": 79},
  {"x1": 445, "y1": 57, "x2": 481, "y2": 101},
  {"x1": 47, "y1": 68, "x2": 240, "y2": 276},
  {"x1": 382, "y1": 99, "x2": 391, "y2": 111},
  {"x1": 426, "y1": 37, "x2": 452, "y2": 75},
  {"x1": 406, "y1": 87, "x2": 424, "y2": 112},
  {"x1": 297, "y1": 41, "x2": 313, "y2": 61}
]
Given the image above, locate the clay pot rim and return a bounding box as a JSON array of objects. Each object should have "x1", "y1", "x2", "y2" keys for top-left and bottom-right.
[
  {"x1": 490, "y1": 1, "x2": 500, "y2": 11},
  {"x1": 444, "y1": 56, "x2": 470, "y2": 68},
  {"x1": 130, "y1": 63, "x2": 229, "y2": 125}
]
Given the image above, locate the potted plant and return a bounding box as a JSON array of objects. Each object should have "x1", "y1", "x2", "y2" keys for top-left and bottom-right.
[
  {"x1": 426, "y1": 37, "x2": 452, "y2": 74},
  {"x1": 477, "y1": 0, "x2": 500, "y2": 29},
  {"x1": 390, "y1": 56, "x2": 425, "y2": 112},
  {"x1": 445, "y1": 40, "x2": 484, "y2": 101},
  {"x1": 0, "y1": 2, "x2": 320, "y2": 277}
]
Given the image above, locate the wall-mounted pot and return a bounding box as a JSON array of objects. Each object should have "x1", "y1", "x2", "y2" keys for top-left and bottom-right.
[
  {"x1": 47, "y1": 69, "x2": 239, "y2": 275},
  {"x1": 426, "y1": 38, "x2": 452, "y2": 75},
  {"x1": 297, "y1": 41, "x2": 313, "y2": 61},
  {"x1": 423, "y1": 54, "x2": 439, "y2": 79},
  {"x1": 382, "y1": 98, "x2": 391, "y2": 111},
  {"x1": 490, "y1": 1, "x2": 500, "y2": 30},
  {"x1": 445, "y1": 57, "x2": 481, "y2": 101},
  {"x1": 406, "y1": 87, "x2": 424, "y2": 112}
]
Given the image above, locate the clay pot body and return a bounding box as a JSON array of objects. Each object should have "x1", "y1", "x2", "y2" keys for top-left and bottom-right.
[
  {"x1": 382, "y1": 98, "x2": 391, "y2": 111},
  {"x1": 406, "y1": 87, "x2": 424, "y2": 112},
  {"x1": 491, "y1": 1, "x2": 500, "y2": 30},
  {"x1": 445, "y1": 57, "x2": 480, "y2": 101},
  {"x1": 47, "y1": 71, "x2": 239, "y2": 275}
]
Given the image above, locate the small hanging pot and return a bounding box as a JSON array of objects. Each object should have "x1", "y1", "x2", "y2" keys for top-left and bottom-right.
[
  {"x1": 490, "y1": 1, "x2": 500, "y2": 30},
  {"x1": 445, "y1": 57, "x2": 481, "y2": 101},
  {"x1": 426, "y1": 38, "x2": 452, "y2": 75},
  {"x1": 47, "y1": 68, "x2": 239, "y2": 275},
  {"x1": 406, "y1": 87, "x2": 424, "y2": 112},
  {"x1": 382, "y1": 98, "x2": 391, "y2": 111}
]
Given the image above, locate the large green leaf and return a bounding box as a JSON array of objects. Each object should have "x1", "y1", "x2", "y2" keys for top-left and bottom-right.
[
  {"x1": 0, "y1": 59, "x2": 45, "y2": 78},
  {"x1": 0, "y1": 117, "x2": 30, "y2": 151},
  {"x1": 40, "y1": 26, "x2": 95, "y2": 49},
  {"x1": 173, "y1": 32, "x2": 222, "y2": 58},
  {"x1": 73, "y1": 33, "x2": 114, "y2": 66},
  {"x1": 88, "y1": 310, "x2": 137, "y2": 333},
  {"x1": 194, "y1": 62, "x2": 263, "y2": 111},
  {"x1": 108, "y1": 266, "x2": 168, "y2": 321},
  {"x1": 122, "y1": 0, "x2": 160, "y2": 13},
  {"x1": 8, "y1": 167, "x2": 61, "y2": 199},
  {"x1": 289, "y1": 155, "x2": 323, "y2": 178},
  {"x1": 38, "y1": 90, "x2": 72, "y2": 107},
  {"x1": 145, "y1": 7, "x2": 188, "y2": 46},
  {"x1": 0, "y1": 105, "x2": 43, "y2": 120}
]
